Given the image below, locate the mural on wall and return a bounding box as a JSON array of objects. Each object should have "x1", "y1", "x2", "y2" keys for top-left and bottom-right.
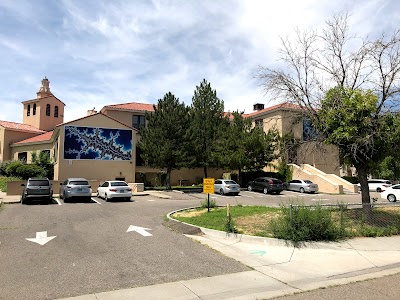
[{"x1": 64, "y1": 126, "x2": 132, "y2": 160}]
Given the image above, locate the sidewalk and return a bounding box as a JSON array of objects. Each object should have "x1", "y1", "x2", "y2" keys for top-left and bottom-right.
[{"x1": 57, "y1": 227, "x2": 400, "y2": 300}]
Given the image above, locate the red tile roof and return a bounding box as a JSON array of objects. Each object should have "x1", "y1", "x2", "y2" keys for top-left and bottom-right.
[
  {"x1": 102, "y1": 102, "x2": 155, "y2": 112},
  {"x1": 13, "y1": 131, "x2": 53, "y2": 145},
  {"x1": 0, "y1": 120, "x2": 45, "y2": 133},
  {"x1": 243, "y1": 103, "x2": 302, "y2": 118}
]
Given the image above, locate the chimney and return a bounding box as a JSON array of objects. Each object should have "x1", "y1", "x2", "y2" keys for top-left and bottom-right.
[
  {"x1": 253, "y1": 103, "x2": 264, "y2": 111},
  {"x1": 87, "y1": 107, "x2": 97, "y2": 116}
]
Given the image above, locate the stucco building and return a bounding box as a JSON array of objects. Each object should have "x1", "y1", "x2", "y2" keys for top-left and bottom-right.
[{"x1": 1, "y1": 78, "x2": 344, "y2": 192}]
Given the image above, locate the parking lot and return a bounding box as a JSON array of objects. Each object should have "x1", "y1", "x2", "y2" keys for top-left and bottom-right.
[{"x1": 0, "y1": 189, "x2": 379, "y2": 300}]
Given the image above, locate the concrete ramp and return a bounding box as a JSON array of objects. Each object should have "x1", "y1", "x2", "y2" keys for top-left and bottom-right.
[{"x1": 289, "y1": 164, "x2": 358, "y2": 194}]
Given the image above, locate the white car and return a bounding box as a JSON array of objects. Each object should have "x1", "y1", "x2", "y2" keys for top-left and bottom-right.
[
  {"x1": 380, "y1": 184, "x2": 400, "y2": 202},
  {"x1": 97, "y1": 180, "x2": 132, "y2": 201},
  {"x1": 358, "y1": 179, "x2": 392, "y2": 192}
]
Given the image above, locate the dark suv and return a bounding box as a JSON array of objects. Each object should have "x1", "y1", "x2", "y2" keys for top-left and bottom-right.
[
  {"x1": 247, "y1": 177, "x2": 283, "y2": 194},
  {"x1": 21, "y1": 177, "x2": 53, "y2": 204}
]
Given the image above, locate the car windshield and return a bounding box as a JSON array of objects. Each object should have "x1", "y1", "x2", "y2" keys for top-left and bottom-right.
[
  {"x1": 304, "y1": 180, "x2": 313, "y2": 184},
  {"x1": 29, "y1": 180, "x2": 49, "y2": 186},
  {"x1": 70, "y1": 181, "x2": 89, "y2": 185},
  {"x1": 111, "y1": 182, "x2": 128, "y2": 187},
  {"x1": 224, "y1": 180, "x2": 237, "y2": 184}
]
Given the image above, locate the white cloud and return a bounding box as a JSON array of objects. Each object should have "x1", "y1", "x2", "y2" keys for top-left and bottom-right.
[{"x1": 0, "y1": 0, "x2": 399, "y2": 123}]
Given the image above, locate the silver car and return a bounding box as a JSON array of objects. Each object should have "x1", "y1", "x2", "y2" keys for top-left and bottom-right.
[
  {"x1": 285, "y1": 179, "x2": 318, "y2": 193},
  {"x1": 214, "y1": 179, "x2": 240, "y2": 196},
  {"x1": 60, "y1": 178, "x2": 92, "y2": 202}
]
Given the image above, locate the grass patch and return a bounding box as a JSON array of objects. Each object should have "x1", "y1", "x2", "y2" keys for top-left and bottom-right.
[
  {"x1": 0, "y1": 176, "x2": 21, "y2": 192},
  {"x1": 171, "y1": 204, "x2": 400, "y2": 242},
  {"x1": 172, "y1": 206, "x2": 280, "y2": 234}
]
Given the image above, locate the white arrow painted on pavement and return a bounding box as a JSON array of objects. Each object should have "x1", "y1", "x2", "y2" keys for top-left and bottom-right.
[
  {"x1": 26, "y1": 231, "x2": 56, "y2": 245},
  {"x1": 127, "y1": 225, "x2": 152, "y2": 237}
]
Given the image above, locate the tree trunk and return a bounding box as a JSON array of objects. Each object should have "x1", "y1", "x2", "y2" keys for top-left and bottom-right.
[
  {"x1": 166, "y1": 167, "x2": 172, "y2": 190},
  {"x1": 203, "y1": 166, "x2": 208, "y2": 178},
  {"x1": 354, "y1": 162, "x2": 372, "y2": 215},
  {"x1": 355, "y1": 163, "x2": 370, "y2": 205}
]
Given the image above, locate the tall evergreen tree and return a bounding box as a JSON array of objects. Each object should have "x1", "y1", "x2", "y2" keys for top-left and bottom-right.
[
  {"x1": 139, "y1": 92, "x2": 189, "y2": 189},
  {"x1": 213, "y1": 112, "x2": 278, "y2": 185},
  {"x1": 185, "y1": 79, "x2": 225, "y2": 178}
]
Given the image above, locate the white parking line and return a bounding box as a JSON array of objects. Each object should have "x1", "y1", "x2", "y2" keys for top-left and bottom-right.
[
  {"x1": 54, "y1": 198, "x2": 62, "y2": 205},
  {"x1": 91, "y1": 198, "x2": 102, "y2": 204},
  {"x1": 147, "y1": 200, "x2": 156, "y2": 202}
]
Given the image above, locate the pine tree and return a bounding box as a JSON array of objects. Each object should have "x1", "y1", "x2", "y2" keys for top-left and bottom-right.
[
  {"x1": 139, "y1": 92, "x2": 189, "y2": 189},
  {"x1": 185, "y1": 79, "x2": 225, "y2": 178}
]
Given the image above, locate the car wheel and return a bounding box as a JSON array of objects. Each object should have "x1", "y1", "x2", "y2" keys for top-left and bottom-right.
[
  {"x1": 21, "y1": 196, "x2": 25, "y2": 205},
  {"x1": 299, "y1": 187, "x2": 305, "y2": 193},
  {"x1": 220, "y1": 189, "x2": 224, "y2": 196},
  {"x1": 377, "y1": 187, "x2": 382, "y2": 193},
  {"x1": 263, "y1": 187, "x2": 269, "y2": 194},
  {"x1": 388, "y1": 194, "x2": 397, "y2": 202},
  {"x1": 105, "y1": 193, "x2": 109, "y2": 202},
  {"x1": 247, "y1": 185, "x2": 252, "y2": 192},
  {"x1": 63, "y1": 193, "x2": 68, "y2": 203},
  {"x1": 96, "y1": 191, "x2": 101, "y2": 199}
]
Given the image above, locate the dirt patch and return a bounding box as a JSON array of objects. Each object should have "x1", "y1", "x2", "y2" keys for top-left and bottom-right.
[{"x1": 235, "y1": 212, "x2": 280, "y2": 236}]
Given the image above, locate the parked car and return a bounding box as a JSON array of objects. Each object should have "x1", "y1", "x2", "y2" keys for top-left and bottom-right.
[
  {"x1": 247, "y1": 177, "x2": 283, "y2": 194},
  {"x1": 214, "y1": 179, "x2": 240, "y2": 196},
  {"x1": 21, "y1": 177, "x2": 53, "y2": 204},
  {"x1": 96, "y1": 180, "x2": 132, "y2": 201},
  {"x1": 60, "y1": 178, "x2": 92, "y2": 202},
  {"x1": 285, "y1": 179, "x2": 318, "y2": 193},
  {"x1": 358, "y1": 179, "x2": 392, "y2": 192},
  {"x1": 380, "y1": 184, "x2": 400, "y2": 202}
]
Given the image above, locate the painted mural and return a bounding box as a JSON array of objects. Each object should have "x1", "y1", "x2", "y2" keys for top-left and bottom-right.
[{"x1": 64, "y1": 126, "x2": 132, "y2": 160}]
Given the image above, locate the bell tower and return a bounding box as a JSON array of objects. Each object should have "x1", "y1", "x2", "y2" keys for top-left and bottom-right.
[{"x1": 22, "y1": 78, "x2": 66, "y2": 131}]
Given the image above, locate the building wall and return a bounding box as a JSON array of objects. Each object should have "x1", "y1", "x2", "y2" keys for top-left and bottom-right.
[
  {"x1": 55, "y1": 114, "x2": 136, "y2": 182},
  {"x1": 2, "y1": 130, "x2": 42, "y2": 162},
  {"x1": 23, "y1": 96, "x2": 64, "y2": 131},
  {"x1": 135, "y1": 166, "x2": 228, "y2": 186},
  {"x1": 102, "y1": 110, "x2": 133, "y2": 127},
  {"x1": 10, "y1": 142, "x2": 54, "y2": 163}
]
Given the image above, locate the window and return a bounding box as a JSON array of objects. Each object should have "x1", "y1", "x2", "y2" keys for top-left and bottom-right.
[
  {"x1": 255, "y1": 119, "x2": 263, "y2": 128},
  {"x1": 54, "y1": 105, "x2": 59, "y2": 117},
  {"x1": 132, "y1": 115, "x2": 146, "y2": 130},
  {"x1": 18, "y1": 152, "x2": 27, "y2": 162},
  {"x1": 27, "y1": 104, "x2": 30, "y2": 116},
  {"x1": 33, "y1": 103, "x2": 36, "y2": 115},
  {"x1": 46, "y1": 104, "x2": 51, "y2": 116}
]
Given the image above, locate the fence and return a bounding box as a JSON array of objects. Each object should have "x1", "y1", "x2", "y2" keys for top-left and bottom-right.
[{"x1": 287, "y1": 202, "x2": 400, "y2": 238}]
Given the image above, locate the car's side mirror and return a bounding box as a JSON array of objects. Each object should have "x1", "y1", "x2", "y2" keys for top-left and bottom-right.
[
  {"x1": 60, "y1": 183, "x2": 63, "y2": 186},
  {"x1": 88, "y1": 186, "x2": 91, "y2": 188},
  {"x1": 21, "y1": 184, "x2": 25, "y2": 187}
]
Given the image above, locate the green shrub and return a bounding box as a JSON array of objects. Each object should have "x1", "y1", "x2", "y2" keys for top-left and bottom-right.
[
  {"x1": 200, "y1": 198, "x2": 217, "y2": 209},
  {"x1": 15, "y1": 164, "x2": 46, "y2": 180},
  {"x1": 269, "y1": 204, "x2": 344, "y2": 242},
  {"x1": 5, "y1": 161, "x2": 24, "y2": 177},
  {"x1": 0, "y1": 161, "x2": 13, "y2": 176}
]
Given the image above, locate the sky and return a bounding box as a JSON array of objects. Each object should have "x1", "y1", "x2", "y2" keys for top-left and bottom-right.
[{"x1": 0, "y1": 0, "x2": 399, "y2": 123}]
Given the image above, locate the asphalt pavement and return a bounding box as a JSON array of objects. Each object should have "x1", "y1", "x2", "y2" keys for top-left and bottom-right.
[{"x1": 1, "y1": 190, "x2": 400, "y2": 300}]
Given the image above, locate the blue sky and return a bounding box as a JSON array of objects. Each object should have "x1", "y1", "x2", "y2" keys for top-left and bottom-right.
[{"x1": 0, "y1": 0, "x2": 399, "y2": 123}]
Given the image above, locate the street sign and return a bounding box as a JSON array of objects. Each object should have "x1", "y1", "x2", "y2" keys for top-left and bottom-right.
[{"x1": 203, "y1": 178, "x2": 214, "y2": 194}]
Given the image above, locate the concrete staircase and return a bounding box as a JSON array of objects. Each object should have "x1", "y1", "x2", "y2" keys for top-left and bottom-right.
[{"x1": 289, "y1": 164, "x2": 358, "y2": 194}]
